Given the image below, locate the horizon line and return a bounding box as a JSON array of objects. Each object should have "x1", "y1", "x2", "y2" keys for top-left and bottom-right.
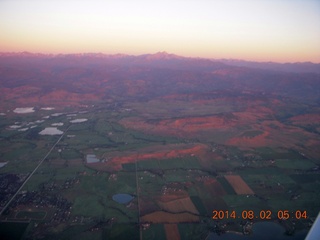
[{"x1": 1, "y1": 51, "x2": 319, "y2": 65}]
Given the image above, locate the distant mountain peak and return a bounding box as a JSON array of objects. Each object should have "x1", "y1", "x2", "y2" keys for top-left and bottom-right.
[
  {"x1": 155, "y1": 51, "x2": 170, "y2": 55},
  {"x1": 146, "y1": 51, "x2": 181, "y2": 60}
]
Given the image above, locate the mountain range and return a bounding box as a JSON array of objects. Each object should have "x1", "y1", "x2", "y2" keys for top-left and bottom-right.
[{"x1": 0, "y1": 52, "x2": 319, "y2": 110}]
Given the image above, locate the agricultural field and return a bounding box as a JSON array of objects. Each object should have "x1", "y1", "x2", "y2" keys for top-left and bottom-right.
[
  {"x1": 0, "y1": 101, "x2": 319, "y2": 239},
  {"x1": 0, "y1": 54, "x2": 319, "y2": 239},
  {"x1": 164, "y1": 224, "x2": 180, "y2": 240},
  {"x1": 224, "y1": 175, "x2": 255, "y2": 195}
]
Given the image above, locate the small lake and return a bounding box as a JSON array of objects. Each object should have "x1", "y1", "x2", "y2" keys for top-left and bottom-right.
[
  {"x1": 0, "y1": 162, "x2": 8, "y2": 168},
  {"x1": 70, "y1": 118, "x2": 88, "y2": 123},
  {"x1": 13, "y1": 107, "x2": 35, "y2": 114},
  {"x1": 51, "y1": 113, "x2": 64, "y2": 117},
  {"x1": 9, "y1": 125, "x2": 21, "y2": 129},
  {"x1": 112, "y1": 194, "x2": 134, "y2": 204},
  {"x1": 207, "y1": 221, "x2": 308, "y2": 240},
  {"x1": 51, "y1": 122, "x2": 64, "y2": 126},
  {"x1": 39, "y1": 127, "x2": 64, "y2": 135},
  {"x1": 86, "y1": 154, "x2": 100, "y2": 163}
]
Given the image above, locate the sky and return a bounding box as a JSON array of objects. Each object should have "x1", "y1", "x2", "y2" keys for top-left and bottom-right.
[{"x1": 0, "y1": 0, "x2": 319, "y2": 63}]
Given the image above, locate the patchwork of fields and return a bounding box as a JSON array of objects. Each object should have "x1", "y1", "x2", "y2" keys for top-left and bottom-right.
[
  {"x1": 0, "y1": 54, "x2": 319, "y2": 239},
  {"x1": 0, "y1": 99, "x2": 319, "y2": 239}
]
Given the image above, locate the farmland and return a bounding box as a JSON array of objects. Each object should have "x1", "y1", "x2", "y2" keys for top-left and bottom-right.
[
  {"x1": 0, "y1": 53, "x2": 319, "y2": 239},
  {"x1": 224, "y1": 175, "x2": 255, "y2": 195},
  {"x1": 0, "y1": 101, "x2": 318, "y2": 239}
]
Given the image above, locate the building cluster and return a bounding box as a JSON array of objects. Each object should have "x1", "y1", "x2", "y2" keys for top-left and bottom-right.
[{"x1": 0, "y1": 173, "x2": 28, "y2": 211}]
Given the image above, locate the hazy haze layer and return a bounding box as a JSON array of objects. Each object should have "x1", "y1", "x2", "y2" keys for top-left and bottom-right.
[{"x1": 0, "y1": 0, "x2": 319, "y2": 63}]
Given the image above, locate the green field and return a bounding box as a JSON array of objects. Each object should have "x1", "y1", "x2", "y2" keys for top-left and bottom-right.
[
  {"x1": 122, "y1": 156, "x2": 202, "y2": 171},
  {"x1": 0, "y1": 100, "x2": 318, "y2": 240},
  {"x1": 275, "y1": 159, "x2": 317, "y2": 170},
  {"x1": 16, "y1": 210, "x2": 46, "y2": 219}
]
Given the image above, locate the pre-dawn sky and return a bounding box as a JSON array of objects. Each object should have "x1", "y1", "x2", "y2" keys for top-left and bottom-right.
[{"x1": 0, "y1": 0, "x2": 319, "y2": 63}]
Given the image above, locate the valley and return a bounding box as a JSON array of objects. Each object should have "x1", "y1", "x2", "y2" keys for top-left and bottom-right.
[{"x1": 0, "y1": 53, "x2": 319, "y2": 239}]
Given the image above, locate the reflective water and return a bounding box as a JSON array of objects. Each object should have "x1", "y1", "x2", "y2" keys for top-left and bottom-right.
[
  {"x1": 112, "y1": 194, "x2": 134, "y2": 204},
  {"x1": 39, "y1": 127, "x2": 63, "y2": 135},
  {"x1": 86, "y1": 154, "x2": 100, "y2": 163}
]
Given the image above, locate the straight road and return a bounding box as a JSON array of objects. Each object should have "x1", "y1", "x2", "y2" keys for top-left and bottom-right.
[
  {"x1": 0, "y1": 125, "x2": 71, "y2": 216},
  {"x1": 135, "y1": 153, "x2": 142, "y2": 240}
]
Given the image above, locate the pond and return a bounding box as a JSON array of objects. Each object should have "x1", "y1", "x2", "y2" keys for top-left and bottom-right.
[
  {"x1": 0, "y1": 162, "x2": 8, "y2": 168},
  {"x1": 112, "y1": 194, "x2": 134, "y2": 204},
  {"x1": 9, "y1": 125, "x2": 21, "y2": 129},
  {"x1": 51, "y1": 122, "x2": 64, "y2": 126},
  {"x1": 41, "y1": 107, "x2": 55, "y2": 110},
  {"x1": 70, "y1": 118, "x2": 88, "y2": 123},
  {"x1": 86, "y1": 154, "x2": 100, "y2": 163},
  {"x1": 39, "y1": 127, "x2": 64, "y2": 135},
  {"x1": 13, "y1": 107, "x2": 35, "y2": 114}
]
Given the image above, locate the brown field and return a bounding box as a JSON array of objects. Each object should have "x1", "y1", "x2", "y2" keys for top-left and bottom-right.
[
  {"x1": 158, "y1": 191, "x2": 189, "y2": 202},
  {"x1": 227, "y1": 131, "x2": 269, "y2": 147},
  {"x1": 1, "y1": 87, "x2": 100, "y2": 106},
  {"x1": 263, "y1": 120, "x2": 320, "y2": 157},
  {"x1": 120, "y1": 115, "x2": 236, "y2": 138},
  {"x1": 120, "y1": 103, "x2": 274, "y2": 138},
  {"x1": 226, "y1": 117, "x2": 320, "y2": 151},
  {"x1": 157, "y1": 197, "x2": 199, "y2": 215},
  {"x1": 120, "y1": 102, "x2": 320, "y2": 153},
  {"x1": 203, "y1": 178, "x2": 227, "y2": 196},
  {"x1": 139, "y1": 197, "x2": 160, "y2": 216},
  {"x1": 91, "y1": 143, "x2": 209, "y2": 171},
  {"x1": 119, "y1": 105, "x2": 285, "y2": 148},
  {"x1": 305, "y1": 139, "x2": 320, "y2": 161},
  {"x1": 141, "y1": 211, "x2": 199, "y2": 223},
  {"x1": 164, "y1": 224, "x2": 180, "y2": 240},
  {"x1": 289, "y1": 114, "x2": 320, "y2": 125},
  {"x1": 158, "y1": 116, "x2": 233, "y2": 132},
  {"x1": 224, "y1": 175, "x2": 254, "y2": 195}
]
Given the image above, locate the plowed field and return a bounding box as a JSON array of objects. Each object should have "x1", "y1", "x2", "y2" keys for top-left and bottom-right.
[
  {"x1": 224, "y1": 175, "x2": 254, "y2": 195},
  {"x1": 157, "y1": 197, "x2": 199, "y2": 215},
  {"x1": 164, "y1": 224, "x2": 180, "y2": 240},
  {"x1": 141, "y1": 211, "x2": 199, "y2": 223}
]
